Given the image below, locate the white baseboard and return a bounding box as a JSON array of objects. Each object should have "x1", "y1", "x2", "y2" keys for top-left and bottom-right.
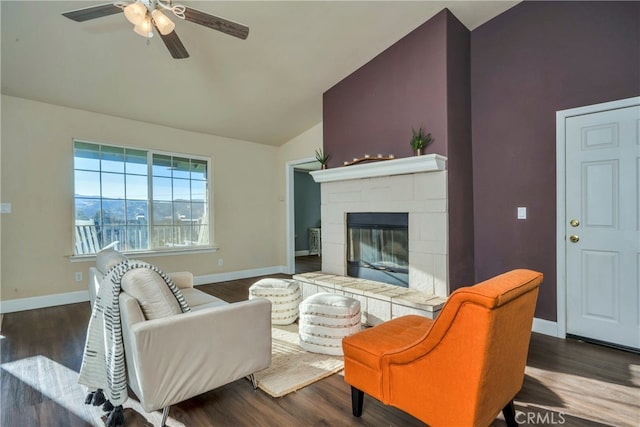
[
  {"x1": 0, "y1": 290, "x2": 90, "y2": 314},
  {"x1": 295, "y1": 250, "x2": 310, "y2": 256},
  {"x1": 532, "y1": 317, "x2": 559, "y2": 337},
  {"x1": 0, "y1": 266, "x2": 289, "y2": 314}
]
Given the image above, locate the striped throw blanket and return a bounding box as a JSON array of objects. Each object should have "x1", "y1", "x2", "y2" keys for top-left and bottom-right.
[{"x1": 78, "y1": 260, "x2": 190, "y2": 426}]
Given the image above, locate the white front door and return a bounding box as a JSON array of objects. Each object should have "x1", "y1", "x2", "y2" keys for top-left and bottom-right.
[{"x1": 564, "y1": 103, "x2": 639, "y2": 349}]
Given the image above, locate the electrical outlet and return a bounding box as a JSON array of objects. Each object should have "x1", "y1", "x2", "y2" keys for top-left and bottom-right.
[
  {"x1": 75, "y1": 272, "x2": 83, "y2": 282},
  {"x1": 218, "y1": 258, "x2": 224, "y2": 267}
]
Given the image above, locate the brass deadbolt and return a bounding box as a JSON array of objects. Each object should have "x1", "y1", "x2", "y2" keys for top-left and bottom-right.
[{"x1": 570, "y1": 219, "x2": 580, "y2": 227}]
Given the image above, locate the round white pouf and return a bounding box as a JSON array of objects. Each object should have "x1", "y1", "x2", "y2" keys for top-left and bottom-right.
[
  {"x1": 299, "y1": 293, "x2": 361, "y2": 356},
  {"x1": 249, "y1": 278, "x2": 301, "y2": 325}
]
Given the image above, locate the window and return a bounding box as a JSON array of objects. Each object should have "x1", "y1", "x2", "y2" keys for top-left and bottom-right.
[{"x1": 73, "y1": 141, "x2": 210, "y2": 255}]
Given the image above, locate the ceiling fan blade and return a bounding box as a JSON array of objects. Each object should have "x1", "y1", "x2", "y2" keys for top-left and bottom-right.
[
  {"x1": 62, "y1": 3, "x2": 122, "y2": 22},
  {"x1": 184, "y1": 7, "x2": 249, "y2": 40},
  {"x1": 157, "y1": 29, "x2": 190, "y2": 59}
]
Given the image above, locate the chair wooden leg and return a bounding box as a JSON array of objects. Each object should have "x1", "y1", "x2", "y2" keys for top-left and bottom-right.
[
  {"x1": 351, "y1": 386, "x2": 364, "y2": 417},
  {"x1": 502, "y1": 400, "x2": 518, "y2": 427}
]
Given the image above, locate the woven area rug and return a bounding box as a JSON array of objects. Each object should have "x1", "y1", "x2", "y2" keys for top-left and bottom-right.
[{"x1": 254, "y1": 323, "x2": 344, "y2": 398}]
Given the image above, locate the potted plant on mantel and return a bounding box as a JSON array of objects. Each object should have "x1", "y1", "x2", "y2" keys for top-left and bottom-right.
[
  {"x1": 410, "y1": 125, "x2": 433, "y2": 156},
  {"x1": 315, "y1": 148, "x2": 331, "y2": 169}
]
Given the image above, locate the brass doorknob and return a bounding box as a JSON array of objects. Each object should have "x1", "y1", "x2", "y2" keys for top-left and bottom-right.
[
  {"x1": 570, "y1": 219, "x2": 580, "y2": 227},
  {"x1": 569, "y1": 235, "x2": 580, "y2": 243}
]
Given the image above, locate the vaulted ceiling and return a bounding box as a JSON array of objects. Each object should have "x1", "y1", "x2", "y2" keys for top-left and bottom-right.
[{"x1": 1, "y1": 1, "x2": 518, "y2": 145}]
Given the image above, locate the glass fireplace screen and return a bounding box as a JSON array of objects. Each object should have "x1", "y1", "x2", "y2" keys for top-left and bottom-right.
[{"x1": 346, "y1": 212, "x2": 409, "y2": 287}]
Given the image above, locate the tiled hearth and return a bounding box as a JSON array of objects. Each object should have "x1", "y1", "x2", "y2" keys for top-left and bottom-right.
[{"x1": 293, "y1": 272, "x2": 446, "y2": 325}]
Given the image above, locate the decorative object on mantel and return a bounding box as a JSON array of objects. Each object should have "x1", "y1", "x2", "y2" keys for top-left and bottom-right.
[
  {"x1": 410, "y1": 125, "x2": 433, "y2": 156},
  {"x1": 343, "y1": 154, "x2": 395, "y2": 166},
  {"x1": 314, "y1": 148, "x2": 331, "y2": 169}
]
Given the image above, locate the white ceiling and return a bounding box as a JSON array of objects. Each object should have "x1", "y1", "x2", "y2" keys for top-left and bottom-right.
[{"x1": 1, "y1": 1, "x2": 518, "y2": 146}]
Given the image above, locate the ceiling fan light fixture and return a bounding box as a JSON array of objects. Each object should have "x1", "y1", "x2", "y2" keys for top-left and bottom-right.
[
  {"x1": 124, "y1": 2, "x2": 147, "y2": 25},
  {"x1": 133, "y1": 16, "x2": 154, "y2": 38},
  {"x1": 151, "y1": 9, "x2": 175, "y2": 35}
]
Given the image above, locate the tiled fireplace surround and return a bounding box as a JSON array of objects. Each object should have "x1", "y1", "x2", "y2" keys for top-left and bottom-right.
[{"x1": 293, "y1": 154, "x2": 449, "y2": 325}]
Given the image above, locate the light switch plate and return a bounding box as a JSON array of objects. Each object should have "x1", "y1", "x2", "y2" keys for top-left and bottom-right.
[
  {"x1": 0, "y1": 203, "x2": 11, "y2": 214},
  {"x1": 517, "y1": 207, "x2": 527, "y2": 220}
]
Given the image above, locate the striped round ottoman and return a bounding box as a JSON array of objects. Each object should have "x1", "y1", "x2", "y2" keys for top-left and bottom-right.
[
  {"x1": 249, "y1": 278, "x2": 301, "y2": 325},
  {"x1": 299, "y1": 293, "x2": 361, "y2": 356}
]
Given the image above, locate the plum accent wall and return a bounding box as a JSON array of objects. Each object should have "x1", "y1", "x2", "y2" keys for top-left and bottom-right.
[
  {"x1": 323, "y1": 9, "x2": 474, "y2": 290},
  {"x1": 323, "y1": 1, "x2": 639, "y2": 322},
  {"x1": 471, "y1": 1, "x2": 640, "y2": 321}
]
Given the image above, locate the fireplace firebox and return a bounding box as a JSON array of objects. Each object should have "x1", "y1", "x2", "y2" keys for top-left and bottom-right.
[{"x1": 346, "y1": 212, "x2": 409, "y2": 287}]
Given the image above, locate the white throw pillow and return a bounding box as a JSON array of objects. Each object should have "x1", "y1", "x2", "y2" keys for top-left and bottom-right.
[
  {"x1": 121, "y1": 268, "x2": 183, "y2": 320},
  {"x1": 95, "y1": 247, "x2": 127, "y2": 275}
]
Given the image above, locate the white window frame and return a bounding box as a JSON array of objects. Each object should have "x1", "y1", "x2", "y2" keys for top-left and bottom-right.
[{"x1": 72, "y1": 139, "x2": 214, "y2": 257}]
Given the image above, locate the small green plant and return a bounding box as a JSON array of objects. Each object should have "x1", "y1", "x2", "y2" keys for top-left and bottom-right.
[
  {"x1": 410, "y1": 126, "x2": 433, "y2": 151},
  {"x1": 314, "y1": 148, "x2": 331, "y2": 166}
]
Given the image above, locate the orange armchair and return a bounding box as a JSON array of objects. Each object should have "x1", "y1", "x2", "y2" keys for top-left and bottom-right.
[{"x1": 342, "y1": 269, "x2": 543, "y2": 427}]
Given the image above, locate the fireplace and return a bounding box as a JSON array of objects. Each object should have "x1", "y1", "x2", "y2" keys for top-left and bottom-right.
[
  {"x1": 310, "y1": 154, "x2": 449, "y2": 297},
  {"x1": 346, "y1": 213, "x2": 409, "y2": 287}
]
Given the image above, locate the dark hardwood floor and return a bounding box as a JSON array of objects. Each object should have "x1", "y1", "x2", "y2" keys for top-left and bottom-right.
[
  {"x1": 1, "y1": 274, "x2": 638, "y2": 426},
  {"x1": 295, "y1": 255, "x2": 322, "y2": 274}
]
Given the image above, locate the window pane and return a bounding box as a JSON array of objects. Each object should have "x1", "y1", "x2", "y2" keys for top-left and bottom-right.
[
  {"x1": 174, "y1": 202, "x2": 194, "y2": 244},
  {"x1": 126, "y1": 200, "x2": 148, "y2": 222},
  {"x1": 152, "y1": 177, "x2": 172, "y2": 201},
  {"x1": 191, "y1": 180, "x2": 207, "y2": 201},
  {"x1": 125, "y1": 149, "x2": 148, "y2": 175},
  {"x1": 123, "y1": 224, "x2": 148, "y2": 252},
  {"x1": 152, "y1": 201, "x2": 173, "y2": 224},
  {"x1": 101, "y1": 172, "x2": 125, "y2": 199},
  {"x1": 74, "y1": 142, "x2": 100, "y2": 171},
  {"x1": 191, "y1": 159, "x2": 207, "y2": 180},
  {"x1": 73, "y1": 141, "x2": 211, "y2": 254},
  {"x1": 126, "y1": 174, "x2": 148, "y2": 200},
  {"x1": 100, "y1": 199, "x2": 125, "y2": 225},
  {"x1": 172, "y1": 157, "x2": 191, "y2": 179},
  {"x1": 125, "y1": 200, "x2": 148, "y2": 251},
  {"x1": 191, "y1": 202, "x2": 206, "y2": 222},
  {"x1": 75, "y1": 171, "x2": 101, "y2": 197},
  {"x1": 101, "y1": 146, "x2": 125, "y2": 173},
  {"x1": 173, "y1": 201, "x2": 191, "y2": 221},
  {"x1": 75, "y1": 198, "x2": 101, "y2": 222},
  {"x1": 152, "y1": 201, "x2": 173, "y2": 248},
  {"x1": 173, "y1": 178, "x2": 190, "y2": 200},
  {"x1": 152, "y1": 154, "x2": 172, "y2": 177}
]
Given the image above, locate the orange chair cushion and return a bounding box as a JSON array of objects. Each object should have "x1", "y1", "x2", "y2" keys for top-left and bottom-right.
[{"x1": 342, "y1": 315, "x2": 433, "y2": 399}]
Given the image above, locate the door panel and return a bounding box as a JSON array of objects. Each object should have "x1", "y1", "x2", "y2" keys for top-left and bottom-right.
[
  {"x1": 582, "y1": 250, "x2": 617, "y2": 320},
  {"x1": 583, "y1": 160, "x2": 617, "y2": 227},
  {"x1": 566, "y1": 105, "x2": 639, "y2": 349}
]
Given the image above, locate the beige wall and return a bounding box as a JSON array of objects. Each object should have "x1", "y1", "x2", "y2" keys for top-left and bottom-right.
[
  {"x1": 1, "y1": 95, "x2": 281, "y2": 302},
  {"x1": 275, "y1": 123, "x2": 323, "y2": 266}
]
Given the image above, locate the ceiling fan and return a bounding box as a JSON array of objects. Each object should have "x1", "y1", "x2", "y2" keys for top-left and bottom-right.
[{"x1": 62, "y1": 0, "x2": 249, "y2": 59}]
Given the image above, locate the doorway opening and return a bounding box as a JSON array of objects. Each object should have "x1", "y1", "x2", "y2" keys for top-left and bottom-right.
[{"x1": 286, "y1": 157, "x2": 321, "y2": 274}]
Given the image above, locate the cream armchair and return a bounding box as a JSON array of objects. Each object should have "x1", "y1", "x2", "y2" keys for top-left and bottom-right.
[{"x1": 89, "y1": 263, "x2": 272, "y2": 426}]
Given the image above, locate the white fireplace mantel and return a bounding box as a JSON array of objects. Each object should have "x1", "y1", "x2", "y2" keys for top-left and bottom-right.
[{"x1": 310, "y1": 153, "x2": 447, "y2": 183}]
